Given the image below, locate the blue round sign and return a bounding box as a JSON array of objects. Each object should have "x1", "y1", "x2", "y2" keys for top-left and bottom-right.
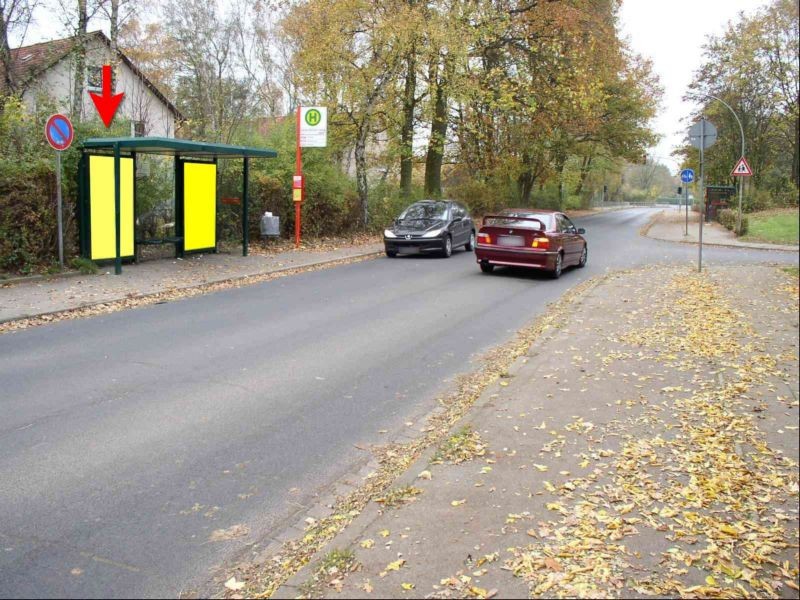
[
  {"x1": 45, "y1": 114, "x2": 74, "y2": 151},
  {"x1": 680, "y1": 168, "x2": 695, "y2": 184}
]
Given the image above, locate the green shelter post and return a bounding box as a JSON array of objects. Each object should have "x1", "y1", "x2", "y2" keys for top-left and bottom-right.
[
  {"x1": 242, "y1": 157, "x2": 250, "y2": 257},
  {"x1": 114, "y1": 143, "x2": 122, "y2": 275}
]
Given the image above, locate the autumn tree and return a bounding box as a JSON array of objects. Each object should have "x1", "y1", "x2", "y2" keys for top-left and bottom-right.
[
  {"x1": 281, "y1": 0, "x2": 419, "y2": 225},
  {"x1": 686, "y1": 0, "x2": 798, "y2": 199}
]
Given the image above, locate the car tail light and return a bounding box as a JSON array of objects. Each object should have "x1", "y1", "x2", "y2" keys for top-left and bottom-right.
[
  {"x1": 531, "y1": 237, "x2": 549, "y2": 249},
  {"x1": 478, "y1": 232, "x2": 492, "y2": 244}
]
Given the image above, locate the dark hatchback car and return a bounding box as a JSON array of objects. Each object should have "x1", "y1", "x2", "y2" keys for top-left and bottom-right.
[
  {"x1": 384, "y1": 200, "x2": 476, "y2": 258},
  {"x1": 475, "y1": 208, "x2": 587, "y2": 278}
]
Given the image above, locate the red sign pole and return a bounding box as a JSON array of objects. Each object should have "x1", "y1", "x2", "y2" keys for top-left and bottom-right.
[{"x1": 295, "y1": 106, "x2": 303, "y2": 248}]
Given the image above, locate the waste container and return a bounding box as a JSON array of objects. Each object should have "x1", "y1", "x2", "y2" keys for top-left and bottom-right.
[{"x1": 260, "y1": 212, "x2": 280, "y2": 238}]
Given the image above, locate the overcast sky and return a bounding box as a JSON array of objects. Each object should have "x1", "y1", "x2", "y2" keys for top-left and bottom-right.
[
  {"x1": 618, "y1": 0, "x2": 769, "y2": 173},
  {"x1": 21, "y1": 0, "x2": 770, "y2": 173}
]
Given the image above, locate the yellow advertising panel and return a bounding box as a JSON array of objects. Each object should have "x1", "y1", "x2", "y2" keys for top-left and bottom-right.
[
  {"x1": 89, "y1": 156, "x2": 134, "y2": 260},
  {"x1": 183, "y1": 162, "x2": 217, "y2": 251}
]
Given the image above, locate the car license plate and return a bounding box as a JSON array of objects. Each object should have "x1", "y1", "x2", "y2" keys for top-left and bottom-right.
[{"x1": 498, "y1": 235, "x2": 524, "y2": 247}]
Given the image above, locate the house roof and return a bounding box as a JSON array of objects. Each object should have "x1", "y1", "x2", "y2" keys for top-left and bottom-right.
[
  {"x1": 7, "y1": 30, "x2": 183, "y2": 120},
  {"x1": 82, "y1": 136, "x2": 277, "y2": 159}
]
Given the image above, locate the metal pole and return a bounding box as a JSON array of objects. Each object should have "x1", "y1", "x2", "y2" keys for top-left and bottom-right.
[
  {"x1": 242, "y1": 157, "x2": 249, "y2": 257},
  {"x1": 56, "y1": 151, "x2": 64, "y2": 269},
  {"x1": 295, "y1": 105, "x2": 302, "y2": 248},
  {"x1": 114, "y1": 143, "x2": 122, "y2": 275},
  {"x1": 698, "y1": 118, "x2": 705, "y2": 273},
  {"x1": 684, "y1": 183, "x2": 689, "y2": 236}
]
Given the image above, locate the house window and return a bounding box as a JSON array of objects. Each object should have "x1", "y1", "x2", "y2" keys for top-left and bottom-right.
[
  {"x1": 87, "y1": 65, "x2": 114, "y2": 92},
  {"x1": 133, "y1": 121, "x2": 145, "y2": 137}
]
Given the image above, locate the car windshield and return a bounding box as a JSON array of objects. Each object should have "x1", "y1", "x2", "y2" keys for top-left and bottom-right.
[
  {"x1": 399, "y1": 202, "x2": 449, "y2": 221},
  {"x1": 485, "y1": 212, "x2": 552, "y2": 230}
]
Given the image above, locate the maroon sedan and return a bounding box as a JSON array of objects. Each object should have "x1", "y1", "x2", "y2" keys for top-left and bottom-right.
[{"x1": 475, "y1": 209, "x2": 587, "y2": 278}]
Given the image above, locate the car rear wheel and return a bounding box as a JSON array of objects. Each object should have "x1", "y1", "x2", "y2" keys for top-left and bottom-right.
[
  {"x1": 551, "y1": 252, "x2": 563, "y2": 279},
  {"x1": 480, "y1": 262, "x2": 494, "y2": 273},
  {"x1": 577, "y1": 244, "x2": 587, "y2": 268},
  {"x1": 465, "y1": 231, "x2": 476, "y2": 251},
  {"x1": 386, "y1": 249, "x2": 397, "y2": 258},
  {"x1": 441, "y1": 235, "x2": 453, "y2": 258}
]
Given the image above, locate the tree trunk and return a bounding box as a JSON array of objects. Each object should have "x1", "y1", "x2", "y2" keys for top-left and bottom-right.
[
  {"x1": 424, "y1": 60, "x2": 447, "y2": 197},
  {"x1": 1, "y1": 12, "x2": 13, "y2": 92},
  {"x1": 518, "y1": 170, "x2": 535, "y2": 204},
  {"x1": 354, "y1": 125, "x2": 369, "y2": 228},
  {"x1": 399, "y1": 49, "x2": 416, "y2": 198},
  {"x1": 793, "y1": 110, "x2": 799, "y2": 187},
  {"x1": 71, "y1": 0, "x2": 88, "y2": 121},
  {"x1": 555, "y1": 154, "x2": 566, "y2": 210},
  {"x1": 575, "y1": 154, "x2": 593, "y2": 197}
]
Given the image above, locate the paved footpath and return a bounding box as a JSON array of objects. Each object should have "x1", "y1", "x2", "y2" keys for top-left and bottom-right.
[
  {"x1": 645, "y1": 209, "x2": 798, "y2": 252},
  {"x1": 259, "y1": 265, "x2": 799, "y2": 599},
  {"x1": 0, "y1": 241, "x2": 383, "y2": 323}
]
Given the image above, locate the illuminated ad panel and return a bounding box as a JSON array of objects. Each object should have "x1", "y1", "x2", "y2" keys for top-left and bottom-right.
[
  {"x1": 183, "y1": 162, "x2": 217, "y2": 252},
  {"x1": 89, "y1": 155, "x2": 134, "y2": 260}
]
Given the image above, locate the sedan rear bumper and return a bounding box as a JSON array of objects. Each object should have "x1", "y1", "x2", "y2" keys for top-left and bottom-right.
[{"x1": 475, "y1": 243, "x2": 557, "y2": 270}]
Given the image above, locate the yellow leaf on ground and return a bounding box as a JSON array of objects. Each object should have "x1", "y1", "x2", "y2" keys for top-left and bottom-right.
[{"x1": 451, "y1": 499, "x2": 466, "y2": 506}]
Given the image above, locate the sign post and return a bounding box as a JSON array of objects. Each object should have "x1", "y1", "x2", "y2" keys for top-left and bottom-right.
[
  {"x1": 680, "y1": 168, "x2": 695, "y2": 237},
  {"x1": 45, "y1": 114, "x2": 74, "y2": 269},
  {"x1": 294, "y1": 106, "x2": 328, "y2": 247},
  {"x1": 730, "y1": 156, "x2": 753, "y2": 234},
  {"x1": 689, "y1": 117, "x2": 716, "y2": 272}
]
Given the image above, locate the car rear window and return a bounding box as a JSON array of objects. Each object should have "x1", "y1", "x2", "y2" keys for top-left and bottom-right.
[{"x1": 485, "y1": 213, "x2": 553, "y2": 230}]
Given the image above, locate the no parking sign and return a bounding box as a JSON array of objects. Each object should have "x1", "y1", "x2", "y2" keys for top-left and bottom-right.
[
  {"x1": 45, "y1": 114, "x2": 73, "y2": 269},
  {"x1": 45, "y1": 114, "x2": 74, "y2": 151}
]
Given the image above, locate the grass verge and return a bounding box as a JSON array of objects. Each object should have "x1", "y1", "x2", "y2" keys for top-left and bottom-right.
[{"x1": 742, "y1": 208, "x2": 799, "y2": 245}]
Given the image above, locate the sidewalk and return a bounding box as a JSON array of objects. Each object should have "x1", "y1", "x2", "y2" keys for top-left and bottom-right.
[
  {"x1": 0, "y1": 239, "x2": 383, "y2": 326},
  {"x1": 645, "y1": 209, "x2": 798, "y2": 252},
  {"x1": 241, "y1": 265, "x2": 799, "y2": 599}
]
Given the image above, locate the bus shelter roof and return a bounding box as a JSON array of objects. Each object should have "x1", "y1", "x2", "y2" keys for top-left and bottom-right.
[{"x1": 82, "y1": 136, "x2": 277, "y2": 159}]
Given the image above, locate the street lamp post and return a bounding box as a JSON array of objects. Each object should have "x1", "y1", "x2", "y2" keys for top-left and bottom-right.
[{"x1": 701, "y1": 94, "x2": 746, "y2": 233}]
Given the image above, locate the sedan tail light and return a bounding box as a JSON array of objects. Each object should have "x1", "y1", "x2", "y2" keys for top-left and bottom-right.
[
  {"x1": 531, "y1": 237, "x2": 550, "y2": 250},
  {"x1": 478, "y1": 232, "x2": 492, "y2": 244}
]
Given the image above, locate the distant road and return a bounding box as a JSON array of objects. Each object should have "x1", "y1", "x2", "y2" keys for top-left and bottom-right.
[{"x1": 1, "y1": 208, "x2": 796, "y2": 598}]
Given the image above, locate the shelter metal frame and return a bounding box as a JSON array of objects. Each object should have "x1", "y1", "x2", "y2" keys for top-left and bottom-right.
[{"x1": 78, "y1": 137, "x2": 277, "y2": 274}]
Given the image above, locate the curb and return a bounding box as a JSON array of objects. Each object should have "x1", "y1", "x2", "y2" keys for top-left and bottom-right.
[{"x1": 0, "y1": 250, "x2": 383, "y2": 329}]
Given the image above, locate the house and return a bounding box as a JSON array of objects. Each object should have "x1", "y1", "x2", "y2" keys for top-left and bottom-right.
[{"x1": 4, "y1": 31, "x2": 182, "y2": 137}]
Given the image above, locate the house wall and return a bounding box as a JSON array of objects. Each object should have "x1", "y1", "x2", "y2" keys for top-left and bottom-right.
[{"x1": 21, "y1": 38, "x2": 176, "y2": 137}]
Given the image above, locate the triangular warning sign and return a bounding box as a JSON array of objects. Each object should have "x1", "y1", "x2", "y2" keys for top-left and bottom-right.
[{"x1": 731, "y1": 156, "x2": 753, "y2": 176}]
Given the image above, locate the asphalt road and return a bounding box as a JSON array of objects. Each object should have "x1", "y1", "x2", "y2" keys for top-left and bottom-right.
[{"x1": 0, "y1": 208, "x2": 796, "y2": 598}]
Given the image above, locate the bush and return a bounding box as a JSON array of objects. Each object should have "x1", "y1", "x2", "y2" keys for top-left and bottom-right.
[
  {"x1": 717, "y1": 208, "x2": 748, "y2": 236},
  {"x1": 70, "y1": 256, "x2": 98, "y2": 274}
]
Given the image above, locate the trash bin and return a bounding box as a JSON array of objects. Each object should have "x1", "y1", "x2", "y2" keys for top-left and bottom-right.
[{"x1": 260, "y1": 212, "x2": 280, "y2": 238}]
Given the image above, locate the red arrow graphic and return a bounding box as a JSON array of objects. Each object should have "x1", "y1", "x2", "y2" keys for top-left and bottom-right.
[{"x1": 89, "y1": 64, "x2": 124, "y2": 128}]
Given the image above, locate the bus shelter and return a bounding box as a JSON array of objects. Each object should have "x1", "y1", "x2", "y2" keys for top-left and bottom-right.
[{"x1": 77, "y1": 137, "x2": 277, "y2": 274}]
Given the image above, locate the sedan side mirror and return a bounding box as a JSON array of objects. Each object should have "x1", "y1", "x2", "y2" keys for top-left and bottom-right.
[
  {"x1": 452, "y1": 216, "x2": 463, "y2": 223},
  {"x1": 577, "y1": 228, "x2": 586, "y2": 234}
]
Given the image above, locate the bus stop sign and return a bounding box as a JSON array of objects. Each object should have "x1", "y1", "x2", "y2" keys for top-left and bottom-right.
[{"x1": 45, "y1": 114, "x2": 74, "y2": 151}]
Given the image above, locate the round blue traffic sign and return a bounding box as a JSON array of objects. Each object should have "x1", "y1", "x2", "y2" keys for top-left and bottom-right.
[
  {"x1": 45, "y1": 114, "x2": 74, "y2": 151},
  {"x1": 680, "y1": 168, "x2": 695, "y2": 184}
]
